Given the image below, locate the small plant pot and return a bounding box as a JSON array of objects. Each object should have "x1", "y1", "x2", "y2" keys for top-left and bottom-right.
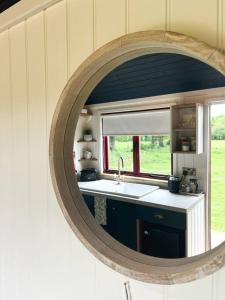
[
  {"x1": 83, "y1": 134, "x2": 93, "y2": 141},
  {"x1": 182, "y1": 144, "x2": 190, "y2": 152}
]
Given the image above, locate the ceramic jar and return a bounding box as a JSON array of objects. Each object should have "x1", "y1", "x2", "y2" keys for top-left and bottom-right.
[{"x1": 83, "y1": 150, "x2": 92, "y2": 159}]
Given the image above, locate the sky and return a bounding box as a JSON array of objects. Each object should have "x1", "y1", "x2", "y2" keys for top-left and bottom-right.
[{"x1": 211, "y1": 103, "x2": 225, "y2": 116}]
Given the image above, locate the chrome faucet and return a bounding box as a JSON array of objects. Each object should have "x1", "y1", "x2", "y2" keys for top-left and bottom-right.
[{"x1": 115, "y1": 156, "x2": 124, "y2": 184}]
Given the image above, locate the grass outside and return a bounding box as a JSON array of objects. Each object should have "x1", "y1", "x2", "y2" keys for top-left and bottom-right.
[
  {"x1": 109, "y1": 139, "x2": 225, "y2": 232},
  {"x1": 211, "y1": 140, "x2": 225, "y2": 232},
  {"x1": 109, "y1": 137, "x2": 171, "y2": 174}
]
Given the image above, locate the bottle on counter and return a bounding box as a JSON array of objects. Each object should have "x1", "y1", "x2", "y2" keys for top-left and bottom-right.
[
  {"x1": 168, "y1": 175, "x2": 181, "y2": 193},
  {"x1": 190, "y1": 178, "x2": 198, "y2": 193},
  {"x1": 179, "y1": 169, "x2": 189, "y2": 192}
]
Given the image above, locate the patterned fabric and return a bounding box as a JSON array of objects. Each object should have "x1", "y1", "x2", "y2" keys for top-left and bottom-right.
[{"x1": 94, "y1": 196, "x2": 107, "y2": 226}]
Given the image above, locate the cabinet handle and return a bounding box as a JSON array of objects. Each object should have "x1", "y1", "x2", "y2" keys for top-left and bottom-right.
[
  {"x1": 144, "y1": 230, "x2": 150, "y2": 236},
  {"x1": 154, "y1": 213, "x2": 164, "y2": 220}
]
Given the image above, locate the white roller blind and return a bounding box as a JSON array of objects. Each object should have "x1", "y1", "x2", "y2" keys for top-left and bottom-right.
[{"x1": 102, "y1": 109, "x2": 170, "y2": 135}]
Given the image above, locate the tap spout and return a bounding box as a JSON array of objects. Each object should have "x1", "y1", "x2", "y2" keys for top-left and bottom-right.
[{"x1": 117, "y1": 156, "x2": 124, "y2": 184}]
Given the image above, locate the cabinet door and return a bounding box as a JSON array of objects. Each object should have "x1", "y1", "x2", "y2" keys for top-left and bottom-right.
[
  {"x1": 106, "y1": 199, "x2": 137, "y2": 251},
  {"x1": 116, "y1": 200, "x2": 137, "y2": 251},
  {"x1": 106, "y1": 199, "x2": 119, "y2": 240},
  {"x1": 82, "y1": 194, "x2": 95, "y2": 217},
  {"x1": 138, "y1": 220, "x2": 185, "y2": 258}
]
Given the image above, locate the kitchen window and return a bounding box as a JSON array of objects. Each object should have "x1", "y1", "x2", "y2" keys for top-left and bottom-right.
[
  {"x1": 102, "y1": 109, "x2": 172, "y2": 180},
  {"x1": 107, "y1": 135, "x2": 133, "y2": 172}
]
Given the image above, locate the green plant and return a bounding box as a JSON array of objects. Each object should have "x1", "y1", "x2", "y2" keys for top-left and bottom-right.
[{"x1": 83, "y1": 129, "x2": 92, "y2": 135}]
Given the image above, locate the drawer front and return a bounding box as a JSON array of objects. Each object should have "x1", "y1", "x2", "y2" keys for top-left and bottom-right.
[{"x1": 136, "y1": 206, "x2": 186, "y2": 230}]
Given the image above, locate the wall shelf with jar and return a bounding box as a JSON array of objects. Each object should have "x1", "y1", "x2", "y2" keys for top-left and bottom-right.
[
  {"x1": 77, "y1": 128, "x2": 98, "y2": 163},
  {"x1": 171, "y1": 103, "x2": 203, "y2": 154},
  {"x1": 78, "y1": 157, "x2": 98, "y2": 162},
  {"x1": 77, "y1": 139, "x2": 97, "y2": 143}
]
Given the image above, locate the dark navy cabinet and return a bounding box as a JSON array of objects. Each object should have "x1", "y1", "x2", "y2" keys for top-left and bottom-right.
[
  {"x1": 136, "y1": 205, "x2": 186, "y2": 258},
  {"x1": 83, "y1": 194, "x2": 95, "y2": 217},
  {"x1": 106, "y1": 199, "x2": 137, "y2": 251},
  {"x1": 136, "y1": 205, "x2": 186, "y2": 230},
  {"x1": 138, "y1": 220, "x2": 185, "y2": 258},
  {"x1": 82, "y1": 193, "x2": 186, "y2": 257}
]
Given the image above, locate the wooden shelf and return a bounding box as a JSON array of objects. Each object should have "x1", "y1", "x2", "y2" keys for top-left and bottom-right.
[
  {"x1": 173, "y1": 128, "x2": 195, "y2": 132},
  {"x1": 173, "y1": 151, "x2": 196, "y2": 154},
  {"x1": 78, "y1": 158, "x2": 98, "y2": 162},
  {"x1": 77, "y1": 139, "x2": 97, "y2": 143},
  {"x1": 171, "y1": 103, "x2": 203, "y2": 154},
  {"x1": 80, "y1": 112, "x2": 93, "y2": 117}
]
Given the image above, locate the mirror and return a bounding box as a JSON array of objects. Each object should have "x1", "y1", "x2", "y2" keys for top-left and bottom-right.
[
  {"x1": 73, "y1": 52, "x2": 225, "y2": 259},
  {"x1": 50, "y1": 31, "x2": 225, "y2": 283}
]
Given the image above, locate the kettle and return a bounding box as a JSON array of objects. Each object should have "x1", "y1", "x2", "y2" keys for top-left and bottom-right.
[{"x1": 168, "y1": 175, "x2": 180, "y2": 193}]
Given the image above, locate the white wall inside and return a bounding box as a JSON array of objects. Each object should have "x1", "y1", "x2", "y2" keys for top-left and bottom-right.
[{"x1": 0, "y1": 0, "x2": 225, "y2": 299}]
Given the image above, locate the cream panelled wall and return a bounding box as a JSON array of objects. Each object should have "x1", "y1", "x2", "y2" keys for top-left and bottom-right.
[{"x1": 0, "y1": 0, "x2": 225, "y2": 299}]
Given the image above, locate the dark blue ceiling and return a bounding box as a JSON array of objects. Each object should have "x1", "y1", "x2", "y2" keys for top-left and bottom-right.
[
  {"x1": 86, "y1": 53, "x2": 225, "y2": 105},
  {"x1": 0, "y1": 0, "x2": 21, "y2": 13}
]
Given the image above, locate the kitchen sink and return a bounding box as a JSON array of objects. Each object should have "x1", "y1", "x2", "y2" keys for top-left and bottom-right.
[{"x1": 78, "y1": 179, "x2": 159, "y2": 199}]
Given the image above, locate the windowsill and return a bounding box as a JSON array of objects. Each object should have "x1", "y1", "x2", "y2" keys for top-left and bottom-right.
[{"x1": 100, "y1": 172, "x2": 168, "y2": 189}]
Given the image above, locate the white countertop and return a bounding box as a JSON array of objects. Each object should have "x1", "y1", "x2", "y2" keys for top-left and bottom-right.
[{"x1": 78, "y1": 179, "x2": 204, "y2": 213}]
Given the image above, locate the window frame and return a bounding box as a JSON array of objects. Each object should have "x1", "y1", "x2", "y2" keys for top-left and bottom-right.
[{"x1": 103, "y1": 135, "x2": 172, "y2": 181}]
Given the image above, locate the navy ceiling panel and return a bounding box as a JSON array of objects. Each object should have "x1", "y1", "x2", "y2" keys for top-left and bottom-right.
[
  {"x1": 0, "y1": 0, "x2": 21, "y2": 13},
  {"x1": 86, "y1": 53, "x2": 225, "y2": 105}
]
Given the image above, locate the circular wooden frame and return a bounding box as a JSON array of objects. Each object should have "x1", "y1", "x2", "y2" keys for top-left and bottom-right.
[{"x1": 50, "y1": 31, "x2": 225, "y2": 284}]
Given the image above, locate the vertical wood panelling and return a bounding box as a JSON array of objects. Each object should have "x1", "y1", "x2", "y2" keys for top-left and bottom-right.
[
  {"x1": 68, "y1": 0, "x2": 94, "y2": 75},
  {"x1": 95, "y1": 260, "x2": 126, "y2": 300},
  {"x1": 25, "y1": 12, "x2": 49, "y2": 298},
  {"x1": 9, "y1": 21, "x2": 31, "y2": 299},
  {"x1": 45, "y1": 0, "x2": 68, "y2": 229},
  {"x1": 187, "y1": 199, "x2": 205, "y2": 257},
  {"x1": 130, "y1": 279, "x2": 164, "y2": 300},
  {"x1": 170, "y1": 0, "x2": 218, "y2": 47},
  {"x1": 44, "y1": 2, "x2": 74, "y2": 299},
  {"x1": 69, "y1": 239, "x2": 96, "y2": 300},
  {"x1": 214, "y1": 267, "x2": 225, "y2": 300},
  {"x1": 223, "y1": 0, "x2": 225, "y2": 52},
  {"x1": 168, "y1": 275, "x2": 213, "y2": 300},
  {"x1": 93, "y1": 1, "x2": 136, "y2": 297},
  {"x1": 95, "y1": 0, "x2": 126, "y2": 48},
  {"x1": 129, "y1": 0, "x2": 166, "y2": 33},
  {"x1": 0, "y1": 30, "x2": 14, "y2": 300},
  {"x1": 218, "y1": 0, "x2": 223, "y2": 50},
  {"x1": 45, "y1": 1, "x2": 68, "y2": 131}
]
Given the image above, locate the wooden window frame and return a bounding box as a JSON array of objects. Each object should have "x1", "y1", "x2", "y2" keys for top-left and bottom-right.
[{"x1": 103, "y1": 135, "x2": 171, "y2": 181}]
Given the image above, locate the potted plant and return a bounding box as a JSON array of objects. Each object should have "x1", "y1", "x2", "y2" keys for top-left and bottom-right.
[{"x1": 83, "y1": 129, "x2": 93, "y2": 141}]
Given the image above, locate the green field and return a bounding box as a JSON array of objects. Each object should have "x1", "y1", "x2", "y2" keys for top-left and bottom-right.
[
  {"x1": 211, "y1": 140, "x2": 225, "y2": 232},
  {"x1": 109, "y1": 138, "x2": 225, "y2": 232},
  {"x1": 109, "y1": 137, "x2": 171, "y2": 174}
]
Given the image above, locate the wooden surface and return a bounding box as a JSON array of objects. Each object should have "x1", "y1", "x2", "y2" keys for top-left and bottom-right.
[{"x1": 50, "y1": 29, "x2": 225, "y2": 285}]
